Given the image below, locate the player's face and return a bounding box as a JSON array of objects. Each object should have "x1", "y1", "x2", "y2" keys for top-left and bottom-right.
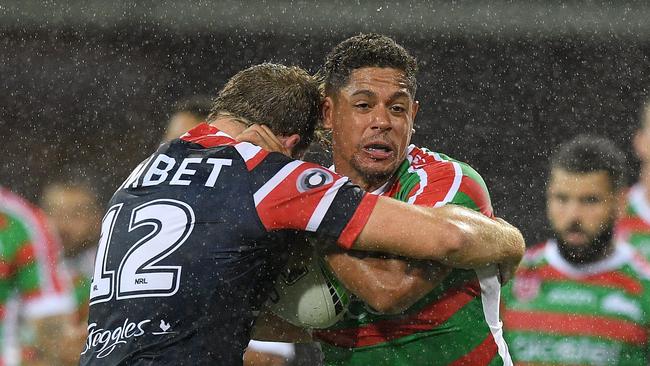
[
  {"x1": 42, "y1": 187, "x2": 101, "y2": 255},
  {"x1": 547, "y1": 168, "x2": 618, "y2": 248},
  {"x1": 324, "y1": 67, "x2": 419, "y2": 190},
  {"x1": 164, "y1": 112, "x2": 204, "y2": 142}
]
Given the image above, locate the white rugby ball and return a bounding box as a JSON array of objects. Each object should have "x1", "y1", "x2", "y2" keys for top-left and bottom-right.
[{"x1": 268, "y1": 254, "x2": 350, "y2": 329}]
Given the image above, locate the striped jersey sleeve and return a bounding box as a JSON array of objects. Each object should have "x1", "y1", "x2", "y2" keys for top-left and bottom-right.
[
  {"x1": 248, "y1": 153, "x2": 378, "y2": 250},
  {"x1": 396, "y1": 147, "x2": 493, "y2": 217}
]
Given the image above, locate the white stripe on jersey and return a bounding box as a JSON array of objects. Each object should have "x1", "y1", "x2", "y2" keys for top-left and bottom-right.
[
  {"x1": 254, "y1": 161, "x2": 305, "y2": 206},
  {"x1": 235, "y1": 142, "x2": 263, "y2": 162},
  {"x1": 476, "y1": 266, "x2": 513, "y2": 366},
  {"x1": 306, "y1": 177, "x2": 350, "y2": 232}
]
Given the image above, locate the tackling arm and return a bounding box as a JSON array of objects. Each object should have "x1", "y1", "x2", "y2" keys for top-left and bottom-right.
[{"x1": 353, "y1": 199, "x2": 525, "y2": 270}]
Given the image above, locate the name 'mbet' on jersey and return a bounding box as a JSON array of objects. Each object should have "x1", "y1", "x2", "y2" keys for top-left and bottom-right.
[{"x1": 79, "y1": 123, "x2": 378, "y2": 366}]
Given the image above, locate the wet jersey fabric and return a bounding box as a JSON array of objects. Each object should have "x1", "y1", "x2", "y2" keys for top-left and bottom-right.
[
  {"x1": 314, "y1": 146, "x2": 512, "y2": 366},
  {"x1": 0, "y1": 187, "x2": 74, "y2": 366},
  {"x1": 615, "y1": 184, "x2": 650, "y2": 259},
  {"x1": 502, "y1": 240, "x2": 650, "y2": 365},
  {"x1": 79, "y1": 124, "x2": 377, "y2": 366}
]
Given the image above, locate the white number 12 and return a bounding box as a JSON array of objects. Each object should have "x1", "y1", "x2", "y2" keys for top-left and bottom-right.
[{"x1": 89, "y1": 199, "x2": 195, "y2": 305}]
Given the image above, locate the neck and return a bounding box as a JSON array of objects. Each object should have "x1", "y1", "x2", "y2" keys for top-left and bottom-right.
[
  {"x1": 209, "y1": 117, "x2": 248, "y2": 138},
  {"x1": 331, "y1": 157, "x2": 390, "y2": 192}
]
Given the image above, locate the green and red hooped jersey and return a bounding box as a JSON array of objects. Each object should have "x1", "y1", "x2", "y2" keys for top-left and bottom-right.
[
  {"x1": 615, "y1": 184, "x2": 650, "y2": 259},
  {"x1": 314, "y1": 145, "x2": 512, "y2": 366},
  {"x1": 502, "y1": 240, "x2": 650, "y2": 365},
  {"x1": 0, "y1": 187, "x2": 74, "y2": 366}
]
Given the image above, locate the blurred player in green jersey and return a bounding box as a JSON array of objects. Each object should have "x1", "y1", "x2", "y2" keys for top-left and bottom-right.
[
  {"x1": 502, "y1": 135, "x2": 650, "y2": 365},
  {"x1": 614, "y1": 101, "x2": 650, "y2": 257}
]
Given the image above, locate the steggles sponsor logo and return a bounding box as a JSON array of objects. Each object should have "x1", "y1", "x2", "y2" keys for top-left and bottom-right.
[{"x1": 82, "y1": 318, "x2": 151, "y2": 358}]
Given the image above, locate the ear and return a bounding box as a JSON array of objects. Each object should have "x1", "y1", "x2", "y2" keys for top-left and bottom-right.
[
  {"x1": 412, "y1": 100, "x2": 420, "y2": 120},
  {"x1": 322, "y1": 96, "x2": 334, "y2": 130},
  {"x1": 281, "y1": 133, "x2": 301, "y2": 152}
]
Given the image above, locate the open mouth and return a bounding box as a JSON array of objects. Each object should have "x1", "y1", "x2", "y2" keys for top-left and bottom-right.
[{"x1": 362, "y1": 142, "x2": 394, "y2": 160}]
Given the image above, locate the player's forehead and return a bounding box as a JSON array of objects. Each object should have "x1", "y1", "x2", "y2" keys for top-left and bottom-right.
[
  {"x1": 340, "y1": 67, "x2": 412, "y2": 100},
  {"x1": 547, "y1": 168, "x2": 613, "y2": 196}
]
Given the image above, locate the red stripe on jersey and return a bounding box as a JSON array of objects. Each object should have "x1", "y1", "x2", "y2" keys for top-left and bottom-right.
[
  {"x1": 406, "y1": 162, "x2": 457, "y2": 206},
  {"x1": 256, "y1": 164, "x2": 331, "y2": 232},
  {"x1": 338, "y1": 194, "x2": 379, "y2": 250},
  {"x1": 179, "y1": 123, "x2": 237, "y2": 148},
  {"x1": 15, "y1": 242, "x2": 36, "y2": 267},
  {"x1": 504, "y1": 309, "x2": 648, "y2": 345},
  {"x1": 314, "y1": 280, "x2": 481, "y2": 348},
  {"x1": 458, "y1": 175, "x2": 493, "y2": 217},
  {"x1": 519, "y1": 265, "x2": 643, "y2": 295},
  {"x1": 615, "y1": 217, "x2": 650, "y2": 236},
  {"x1": 448, "y1": 332, "x2": 498, "y2": 366},
  {"x1": 0, "y1": 213, "x2": 7, "y2": 229},
  {"x1": 22, "y1": 288, "x2": 43, "y2": 301},
  {"x1": 244, "y1": 150, "x2": 269, "y2": 171}
]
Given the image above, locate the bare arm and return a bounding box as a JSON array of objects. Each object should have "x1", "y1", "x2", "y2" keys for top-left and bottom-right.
[
  {"x1": 354, "y1": 198, "x2": 525, "y2": 269},
  {"x1": 324, "y1": 251, "x2": 450, "y2": 314}
]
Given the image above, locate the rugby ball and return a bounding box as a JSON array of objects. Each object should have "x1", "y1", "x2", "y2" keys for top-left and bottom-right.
[{"x1": 268, "y1": 253, "x2": 350, "y2": 329}]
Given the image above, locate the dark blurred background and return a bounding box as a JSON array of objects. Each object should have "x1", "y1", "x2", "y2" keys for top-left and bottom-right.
[{"x1": 1, "y1": 0, "x2": 648, "y2": 245}]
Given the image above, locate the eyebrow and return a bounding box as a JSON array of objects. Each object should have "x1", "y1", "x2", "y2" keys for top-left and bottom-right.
[{"x1": 350, "y1": 90, "x2": 412, "y2": 101}]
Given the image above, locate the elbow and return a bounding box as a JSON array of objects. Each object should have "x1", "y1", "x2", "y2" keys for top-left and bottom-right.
[{"x1": 509, "y1": 227, "x2": 526, "y2": 263}]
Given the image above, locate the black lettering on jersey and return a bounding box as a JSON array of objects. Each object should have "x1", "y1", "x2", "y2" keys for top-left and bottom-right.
[{"x1": 296, "y1": 168, "x2": 334, "y2": 193}]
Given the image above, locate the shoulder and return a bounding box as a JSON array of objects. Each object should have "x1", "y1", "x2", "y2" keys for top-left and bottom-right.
[{"x1": 403, "y1": 146, "x2": 492, "y2": 215}]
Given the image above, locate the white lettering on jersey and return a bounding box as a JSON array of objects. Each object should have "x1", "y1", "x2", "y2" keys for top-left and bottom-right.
[
  {"x1": 142, "y1": 154, "x2": 176, "y2": 187},
  {"x1": 205, "y1": 158, "x2": 233, "y2": 187},
  {"x1": 170, "y1": 157, "x2": 202, "y2": 186},
  {"x1": 82, "y1": 319, "x2": 151, "y2": 359}
]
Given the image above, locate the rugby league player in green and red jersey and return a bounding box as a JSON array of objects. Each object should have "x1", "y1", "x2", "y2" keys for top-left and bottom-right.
[
  {"x1": 502, "y1": 135, "x2": 650, "y2": 365},
  {"x1": 309, "y1": 34, "x2": 515, "y2": 366}
]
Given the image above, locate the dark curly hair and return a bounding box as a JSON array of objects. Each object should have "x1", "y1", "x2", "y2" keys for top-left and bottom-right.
[{"x1": 323, "y1": 33, "x2": 418, "y2": 97}]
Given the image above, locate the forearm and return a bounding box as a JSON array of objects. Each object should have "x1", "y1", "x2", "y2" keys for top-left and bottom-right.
[
  {"x1": 325, "y1": 251, "x2": 450, "y2": 313},
  {"x1": 354, "y1": 199, "x2": 525, "y2": 268}
]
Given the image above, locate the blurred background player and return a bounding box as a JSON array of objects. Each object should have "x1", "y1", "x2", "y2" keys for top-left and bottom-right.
[
  {"x1": 41, "y1": 173, "x2": 102, "y2": 323},
  {"x1": 614, "y1": 100, "x2": 650, "y2": 257},
  {"x1": 502, "y1": 135, "x2": 650, "y2": 365},
  {"x1": 0, "y1": 186, "x2": 79, "y2": 366},
  {"x1": 162, "y1": 95, "x2": 213, "y2": 142}
]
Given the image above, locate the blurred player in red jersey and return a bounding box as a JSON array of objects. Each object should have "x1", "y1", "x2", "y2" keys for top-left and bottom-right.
[
  {"x1": 614, "y1": 101, "x2": 650, "y2": 257},
  {"x1": 0, "y1": 186, "x2": 82, "y2": 366},
  {"x1": 502, "y1": 135, "x2": 650, "y2": 365}
]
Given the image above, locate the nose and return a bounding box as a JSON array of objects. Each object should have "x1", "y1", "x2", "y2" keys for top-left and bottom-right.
[{"x1": 370, "y1": 105, "x2": 392, "y2": 131}]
